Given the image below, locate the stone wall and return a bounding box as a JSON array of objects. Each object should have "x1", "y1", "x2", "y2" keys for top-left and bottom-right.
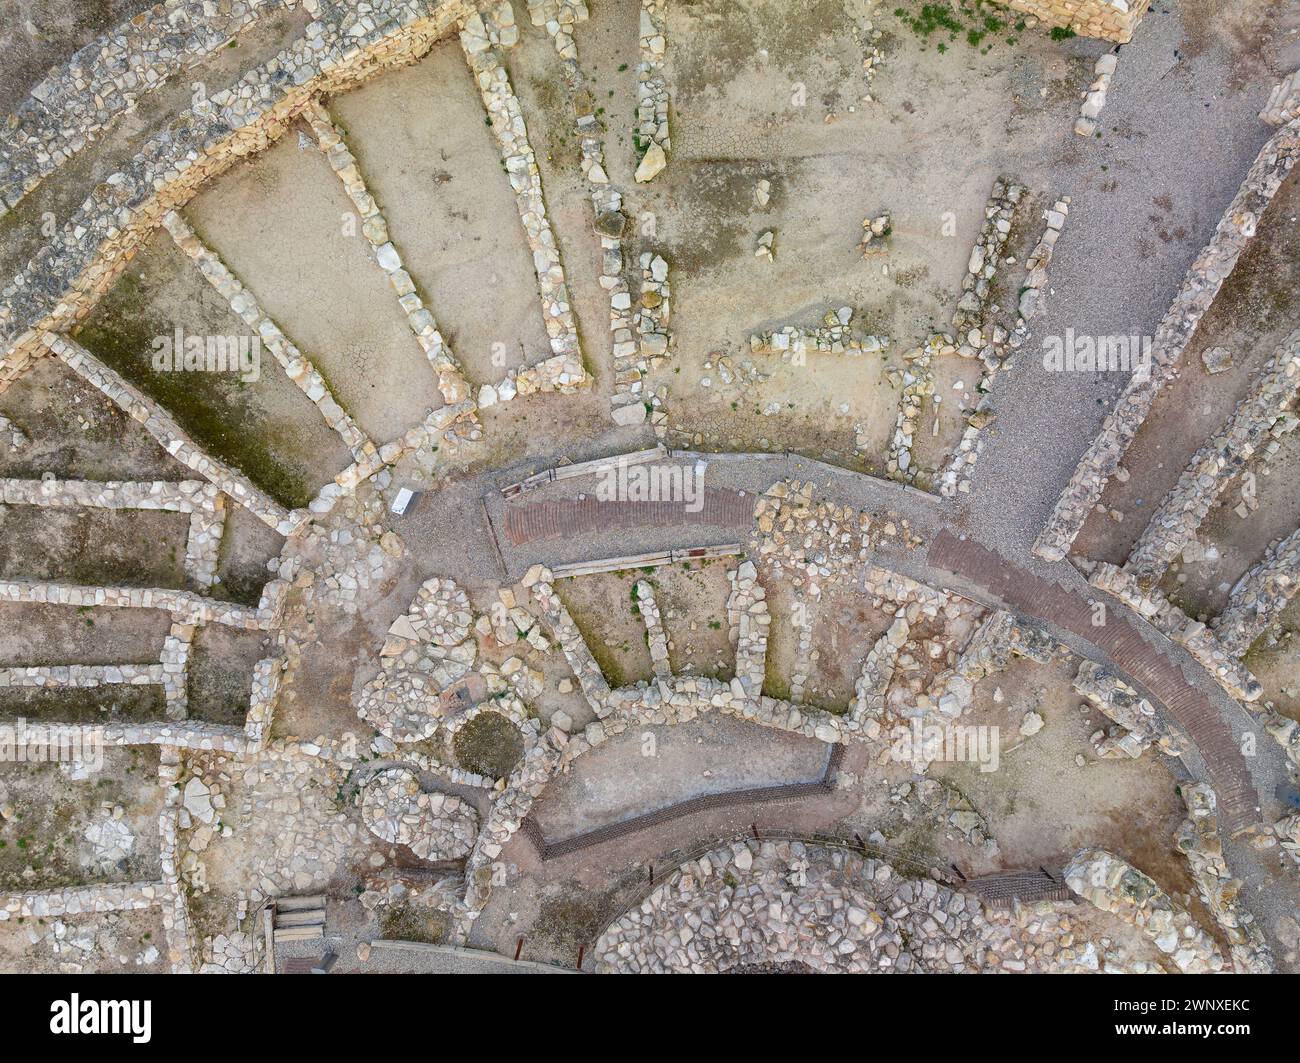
[
  {"x1": 1088, "y1": 562, "x2": 1263, "y2": 702},
  {"x1": 1, "y1": 0, "x2": 480, "y2": 394},
  {"x1": 994, "y1": 0, "x2": 1151, "y2": 44},
  {"x1": 1124, "y1": 329, "x2": 1300, "y2": 585},
  {"x1": 1035, "y1": 120, "x2": 1300, "y2": 562},
  {"x1": 0, "y1": 0, "x2": 302, "y2": 217},
  {"x1": 1073, "y1": 659, "x2": 1187, "y2": 759},
  {"x1": 1064, "y1": 846, "x2": 1224, "y2": 972},
  {"x1": 1214, "y1": 525, "x2": 1300, "y2": 658}
]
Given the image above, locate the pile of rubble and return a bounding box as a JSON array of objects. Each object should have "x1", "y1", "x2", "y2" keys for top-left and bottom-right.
[
  {"x1": 1064, "y1": 848, "x2": 1225, "y2": 973},
  {"x1": 596, "y1": 839, "x2": 1164, "y2": 973},
  {"x1": 750, "y1": 480, "x2": 874, "y2": 596},
  {"x1": 749, "y1": 308, "x2": 888, "y2": 359},
  {"x1": 1073, "y1": 660, "x2": 1187, "y2": 759},
  {"x1": 1174, "y1": 784, "x2": 1273, "y2": 972},
  {"x1": 859, "y1": 212, "x2": 892, "y2": 256}
]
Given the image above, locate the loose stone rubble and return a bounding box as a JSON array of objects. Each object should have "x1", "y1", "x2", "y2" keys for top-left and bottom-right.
[
  {"x1": 750, "y1": 308, "x2": 888, "y2": 360},
  {"x1": 360, "y1": 767, "x2": 478, "y2": 861},
  {"x1": 1073, "y1": 660, "x2": 1187, "y2": 759},
  {"x1": 0, "y1": 413, "x2": 28, "y2": 451},
  {"x1": 1064, "y1": 847, "x2": 1225, "y2": 973},
  {"x1": 1174, "y1": 784, "x2": 1273, "y2": 972},
  {"x1": 859, "y1": 212, "x2": 892, "y2": 256},
  {"x1": 597, "y1": 839, "x2": 1166, "y2": 973},
  {"x1": 1074, "y1": 53, "x2": 1119, "y2": 137},
  {"x1": 634, "y1": 0, "x2": 670, "y2": 182},
  {"x1": 1261, "y1": 69, "x2": 1300, "y2": 127}
]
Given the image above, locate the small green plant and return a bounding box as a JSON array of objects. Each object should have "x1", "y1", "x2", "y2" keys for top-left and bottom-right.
[{"x1": 1050, "y1": 26, "x2": 1076, "y2": 40}]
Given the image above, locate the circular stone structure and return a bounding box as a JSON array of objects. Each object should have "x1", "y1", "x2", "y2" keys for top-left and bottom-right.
[
  {"x1": 355, "y1": 577, "x2": 478, "y2": 742},
  {"x1": 360, "y1": 767, "x2": 478, "y2": 862},
  {"x1": 405, "y1": 578, "x2": 473, "y2": 646}
]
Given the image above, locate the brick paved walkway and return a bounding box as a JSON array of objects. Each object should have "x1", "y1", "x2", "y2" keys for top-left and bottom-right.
[
  {"x1": 502, "y1": 489, "x2": 755, "y2": 546},
  {"x1": 928, "y1": 530, "x2": 1258, "y2": 832}
]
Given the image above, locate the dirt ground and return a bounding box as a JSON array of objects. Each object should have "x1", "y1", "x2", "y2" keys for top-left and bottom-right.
[
  {"x1": 212, "y1": 503, "x2": 283, "y2": 608},
  {"x1": 75, "y1": 229, "x2": 355, "y2": 509},
  {"x1": 932, "y1": 655, "x2": 1195, "y2": 893},
  {"x1": 0, "y1": 904, "x2": 169, "y2": 973},
  {"x1": 639, "y1": 0, "x2": 1092, "y2": 472},
  {"x1": 530, "y1": 711, "x2": 829, "y2": 839},
  {"x1": 330, "y1": 40, "x2": 552, "y2": 384},
  {"x1": 0, "y1": 506, "x2": 191, "y2": 589},
  {"x1": 183, "y1": 133, "x2": 443, "y2": 445},
  {"x1": 554, "y1": 570, "x2": 655, "y2": 687},
  {"x1": 0, "y1": 603, "x2": 172, "y2": 667},
  {"x1": 653, "y1": 558, "x2": 737, "y2": 678},
  {"x1": 0, "y1": 357, "x2": 194, "y2": 483},
  {"x1": 187, "y1": 624, "x2": 272, "y2": 727},
  {"x1": 0, "y1": 746, "x2": 162, "y2": 891}
]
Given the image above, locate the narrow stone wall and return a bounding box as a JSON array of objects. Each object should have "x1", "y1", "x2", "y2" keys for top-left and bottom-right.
[
  {"x1": 0, "y1": 0, "x2": 302, "y2": 217},
  {"x1": 1214, "y1": 525, "x2": 1300, "y2": 657},
  {"x1": 1, "y1": 0, "x2": 479, "y2": 393},
  {"x1": 1124, "y1": 330, "x2": 1300, "y2": 585},
  {"x1": 1088, "y1": 562, "x2": 1263, "y2": 702},
  {"x1": 1034, "y1": 121, "x2": 1300, "y2": 562}
]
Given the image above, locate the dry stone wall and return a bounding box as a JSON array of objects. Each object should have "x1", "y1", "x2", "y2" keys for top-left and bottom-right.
[
  {"x1": 0, "y1": 0, "x2": 480, "y2": 394},
  {"x1": 0, "y1": 0, "x2": 302, "y2": 216},
  {"x1": 1035, "y1": 120, "x2": 1300, "y2": 562},
  {"x1": 1214, "y1": 525, "x2": 1300, "y2": 657},
  {"x1": 1088, "y1": 562, "x2": 1263, "y2": 702},
  {"x1": 1064, "y1": 846, "x2": 1224, "y2": 972},
  {"x1": 995, "y1": 0, "x2": 1151, "y2": 43},
  {"x1": 1124, "y1": 329, "x2": 1300, "y2": 585}
]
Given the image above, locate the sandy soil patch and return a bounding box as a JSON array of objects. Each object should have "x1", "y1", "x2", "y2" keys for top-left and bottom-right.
[
  {"x1": 531, "y1": 711, "x2": 829, "y2": 840},
  {"x1": 0, "y1": 506, "x2": 190, "y2": 588},
  {"x1": 184, "y1": 133, "x2": 442, "y2": 443},
  {"x1": 554, "y1": 569, "x2": 654, "y2": 687},
  {"x1": 330, "y1": 40, "x2": 551, "y2": 383},
  {"x1": 0, "y1": 358, "x2": 192, "y2": 482},
  {"x1": 0, "y1": 603, "x2": 172, "y2": 667}
]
